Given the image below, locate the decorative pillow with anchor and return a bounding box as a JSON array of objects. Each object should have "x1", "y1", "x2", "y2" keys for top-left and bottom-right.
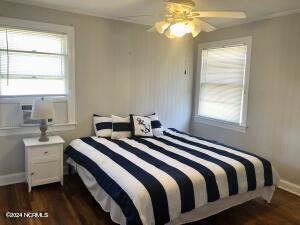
[{"x1": 131, "y1": 115, "x2": 153, "y2": 137}]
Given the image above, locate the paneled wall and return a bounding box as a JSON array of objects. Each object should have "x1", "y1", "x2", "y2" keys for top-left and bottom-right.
[
  {"x1": 192, "y1": 13, "x2": 300, "y2": 186},
  {"x1": 0, "y1": 1, "x2": 194, "y2": 176}
]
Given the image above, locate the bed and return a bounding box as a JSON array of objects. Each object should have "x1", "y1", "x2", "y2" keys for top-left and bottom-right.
[{"x1": 65, "y1": 128, "x2": 280, "y2": 225}]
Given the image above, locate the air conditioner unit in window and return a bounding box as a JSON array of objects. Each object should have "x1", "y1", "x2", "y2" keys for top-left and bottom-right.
[{"x1": 20, "y1": 103, "x2": 54, "y2": 127}]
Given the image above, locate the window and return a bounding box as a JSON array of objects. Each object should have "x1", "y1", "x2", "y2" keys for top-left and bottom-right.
[
  {"x1": 0, "y1": 17, "x2": 75, "y2": 136},
  {"x1": 0, "y1": 27, "x2": 67, "y2": 96},
  {"x1": 195, "y1": 37, "x2": 252, "y2": 132}
]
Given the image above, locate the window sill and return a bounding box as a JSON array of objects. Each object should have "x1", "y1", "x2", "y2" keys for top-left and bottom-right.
[
  {"x1": 0, "y1": 123, "x2": 77, "y2": 136},
  {"x1": 193, "y1": 116, "x2": 247, "y2": 133}
]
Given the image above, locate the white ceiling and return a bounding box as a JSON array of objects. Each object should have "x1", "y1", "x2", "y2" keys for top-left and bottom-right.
[{"x1": 5, "y1": 0, "x2": 300, "y2": 28}]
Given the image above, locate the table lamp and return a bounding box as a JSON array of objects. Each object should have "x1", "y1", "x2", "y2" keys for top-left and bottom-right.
[{"x1": 31, "y1": 98, "x2": 55, "y2": 142}]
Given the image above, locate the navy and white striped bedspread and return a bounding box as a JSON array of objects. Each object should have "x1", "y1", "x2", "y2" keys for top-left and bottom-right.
[{"x1": 65, "y1": 128, "x2": 278, "y2": 225}]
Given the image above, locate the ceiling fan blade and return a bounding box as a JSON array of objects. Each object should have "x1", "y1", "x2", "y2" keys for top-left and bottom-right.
[
  {"x1": 192, "y1": 11, "x2": 246, "y2": 19},
  {"x1": 117, "y1": 14, "x2": 154, "y2": 19},
  {"x1": 195, "y1": 19, "x2": 216, "y2": 32},
  {"x1": 155, "y1": 21, "x2": 170, "y2": 34}
]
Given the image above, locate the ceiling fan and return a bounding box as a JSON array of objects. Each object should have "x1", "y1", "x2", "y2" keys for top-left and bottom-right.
[{"x1": 123, "y1": 0, "x2": 247, "y2": 39}]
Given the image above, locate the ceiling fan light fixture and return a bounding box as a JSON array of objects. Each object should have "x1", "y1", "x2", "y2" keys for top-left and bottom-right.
[
  {"x1": 191, "y1": 27, "x2": 201, "y2": 37},
  {"x1": 155, "y1": 21, "x2": 170, "y2": 33},
  {"x1": 189, "y1": 20, "x2": 202, "y2": 37},
  {"x1": 165, "y1": 28, "x2": 176, "y2": 39},
  {"x1": 169, "y1": 22, "x2": 191, "y2": 38},
  {"x1": 147, "y1": 0, "x2": 246, "y2": 39}
]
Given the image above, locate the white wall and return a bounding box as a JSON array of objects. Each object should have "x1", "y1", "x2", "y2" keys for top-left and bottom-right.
[
  {"x1": 0, "y1": 1, "x2": 194, "y2": 176},
  {"x1": 192, "y1": 13, "x2": 300, "y2": 186}
]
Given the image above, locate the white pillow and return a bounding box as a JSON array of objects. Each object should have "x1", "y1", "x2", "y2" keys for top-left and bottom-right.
[
  {"x1": 93, "y1": 115, "x2": 112, "y2": 137},
  {"x1": 111, "y1": 115, "x2": 131, "y2": 139},
  {"x1": 132, "y1": 115, "x2": 153, "y2": 137}
]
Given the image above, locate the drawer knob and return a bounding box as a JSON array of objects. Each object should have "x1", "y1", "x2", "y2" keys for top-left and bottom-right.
[
  {"x1": 31, "y1": 172, "x2": 34, "y2": 176},
  {"x1": 44, "y1": 151, "x2": 48, "y2": 154}
]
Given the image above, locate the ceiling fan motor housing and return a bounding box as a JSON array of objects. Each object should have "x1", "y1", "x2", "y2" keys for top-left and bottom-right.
[{"x1": 165, "y1": 0, "x2": 196, "y2": 13}]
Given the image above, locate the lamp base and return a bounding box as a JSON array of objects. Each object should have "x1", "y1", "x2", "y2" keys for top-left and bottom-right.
[
  {"x1": 39, "y1": 135, "x2": 49, "y2": 142},
  {"x1": 39, "y1": 119, "x2": 49, "y2": 142}
]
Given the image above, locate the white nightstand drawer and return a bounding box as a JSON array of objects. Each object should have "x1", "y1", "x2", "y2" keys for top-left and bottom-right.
[
  {"x1": 30, "y1": 145, "x2": 60, "y2": 160},
  {"x1": 31, "y1": 160, "x2": 60, "y2": 186}
]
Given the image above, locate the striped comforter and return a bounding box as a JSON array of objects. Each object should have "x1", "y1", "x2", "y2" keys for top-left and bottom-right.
[{"x1": 65, "y1": 129, "x2": 278, "y2": 225}]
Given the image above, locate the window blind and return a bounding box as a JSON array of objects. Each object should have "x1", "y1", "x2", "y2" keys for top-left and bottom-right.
[
  {"x1": 198, "y1": 45, "x2": 247, "y2": 124},
  {"x1": 0, "y1": 27, "x2": 67, "y2": 96}
]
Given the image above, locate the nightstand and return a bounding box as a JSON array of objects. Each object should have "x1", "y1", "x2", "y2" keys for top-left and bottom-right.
[{"x1": 23, "y1": 136, "x2": 65, "y2": 192}]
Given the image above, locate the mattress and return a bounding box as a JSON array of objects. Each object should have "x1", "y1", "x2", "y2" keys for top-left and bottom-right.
[{"x1": 65, "y1": 128, "x2": 280, "y2": 225}]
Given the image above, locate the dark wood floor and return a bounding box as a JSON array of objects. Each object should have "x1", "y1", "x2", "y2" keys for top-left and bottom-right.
[{"x1": 0, "y1": 174, "x2": 299, "y2": 225}]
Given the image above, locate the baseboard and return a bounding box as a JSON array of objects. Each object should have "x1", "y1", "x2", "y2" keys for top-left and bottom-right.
[
  {"x1": 0, "y1": 172, "x2": 25, "y2": 186},
  {"x1": 0, "y1": 165, "x2": 72, "y2": 187},
  {"x1": 278, "y1": 179, "x2": 300, "y2": 196}
]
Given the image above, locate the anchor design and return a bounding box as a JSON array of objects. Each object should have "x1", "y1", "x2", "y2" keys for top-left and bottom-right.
[{"x1": 136, "y1": 118, "x2": 151, "y2": 134}]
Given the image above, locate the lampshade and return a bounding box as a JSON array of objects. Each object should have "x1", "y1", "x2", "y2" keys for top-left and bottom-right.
[{"x1": 31, "y1": 99, "x2": 55, "y2": 120}]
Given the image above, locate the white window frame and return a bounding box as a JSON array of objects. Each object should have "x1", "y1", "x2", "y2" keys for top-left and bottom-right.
[
  {"x1": 194, "y1": 37, "x2": 252, "y2": 133},
  {"x1": 0, "y1": 17, "x2": 76, "y2": 136}
]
